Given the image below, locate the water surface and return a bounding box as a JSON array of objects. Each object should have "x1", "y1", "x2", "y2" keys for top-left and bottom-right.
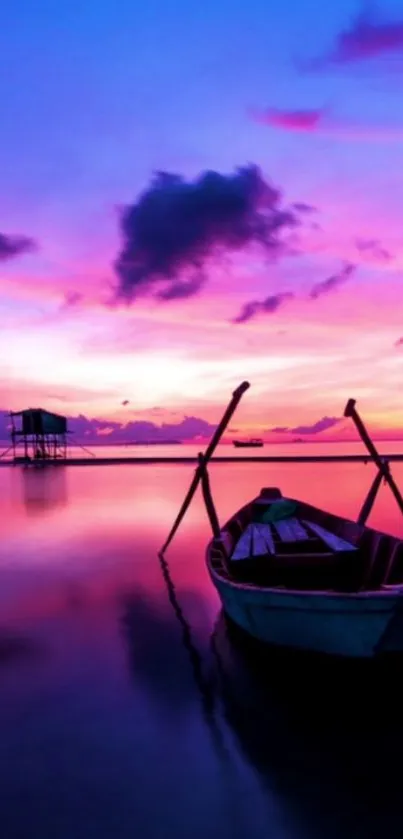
[{"x1": 1, "y1": 461, "x2": 403, "y2": 839}]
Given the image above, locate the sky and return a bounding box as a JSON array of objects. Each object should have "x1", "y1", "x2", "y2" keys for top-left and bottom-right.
[{"x1": 1, "y1": 0, "x2": 403, "y2": 442}]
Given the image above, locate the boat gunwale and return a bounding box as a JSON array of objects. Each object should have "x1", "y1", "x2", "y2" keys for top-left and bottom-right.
[{"x1": 206, "y1": 494, "x2": 403, "y2": 602}]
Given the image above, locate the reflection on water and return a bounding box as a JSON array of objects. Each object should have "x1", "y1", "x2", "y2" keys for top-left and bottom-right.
[
  {"x1": 1, "y1": 461, "x2": 403, "y2": 838},
  {"x1": 0, "y1": 629, "x2": 43, "y2": 665},
  {"x1": 20, "y1": 467, "x2": 68, "y2": 515},
  {"x1": 212, "y1": 613, "x2": 403, "y2": 839}
]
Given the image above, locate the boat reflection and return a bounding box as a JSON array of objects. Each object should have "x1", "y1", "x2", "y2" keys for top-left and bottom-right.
[
  {"x1": 140, "y1": 541, "x2": 403, "y2": 839},
  {"x1": 211, "y1": 612, "x2": 403, "y2": 839}
]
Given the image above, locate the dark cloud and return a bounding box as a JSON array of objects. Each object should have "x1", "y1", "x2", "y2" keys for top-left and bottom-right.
[
  {"x1": 232, "y1": 291, "x2": 294, "y2": 324},
  {"x1": 291, "y1": 202, "x2": 317, "y2": 213},
  {"x1": 157, "y1": 273, "x2": 205, "y2": 300},
  {"x1": 0, "y1": 413, "x2": 11, "y2": 441},
  {"x1": 0, "y1": 233, "x2": 36, "y2": 261},
  {"x1": 356, "y1": 238, "x2": 392, "y2": 262},
  {"x1": 291, "y1": 416, "x2": 341, "y2": 435},
  {"x1": 67, "y1": 413, "x2": 217, "y2": 443},
  {"x1": 310, "y1": 263, "x2": 355, "y2": 300},
  {"x1": 114, "y1": 166, "x2": 301, "y2": 303},
  {"x1": 121, "y1": 400, "x2": 130, "y2": 406},
  {"x1": 0, "y1": 411, "x2": 218, "y2": 445},
  {"x1": 270, "y1": 417, "x2": 341, "y2": 435},
  {"x1": 303, "y1": 9, "x2": 403, "y2": 69}
]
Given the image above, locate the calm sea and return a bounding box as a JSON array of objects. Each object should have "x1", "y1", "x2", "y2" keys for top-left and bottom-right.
[
  {"x1": 3, "y1": 439, "x2": 403, "y2": 460},
  {"x1": 1, "y1": 458, "x2": 403, "y2": 838}
]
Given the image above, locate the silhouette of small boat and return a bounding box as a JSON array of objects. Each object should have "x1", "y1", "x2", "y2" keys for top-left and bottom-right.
[{"x1": 233, "y1": 438, "x2": 263, "y2": 448}]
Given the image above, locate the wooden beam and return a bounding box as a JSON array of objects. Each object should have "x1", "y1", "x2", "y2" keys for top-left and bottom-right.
[
  {"x1": 344, "y1": 399, "x2": 403, "y2": 517},
  {"x1": 160, "y1": 381, "x2": 250, "y2": 553},
  {"x1": 198, "y1": 454, "x2": 221, "y2": 539},
  {"x1": 358, "y1": 467, "x2": 384, "y2": 526}
]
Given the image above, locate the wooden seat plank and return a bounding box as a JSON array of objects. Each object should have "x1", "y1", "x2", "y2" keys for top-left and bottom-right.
[
  {"x1": 231, "y1": 525, "x2": 253, "y2": 561},
  {"x1": 273, "y1": 518, "x2": 309, "y2": 543},
  {"x1": 302, "y1": 520, "x2": 357, "y2": 553},
  {"x1": 253, "y1": 523, "x2": 275, "y2": 554}
]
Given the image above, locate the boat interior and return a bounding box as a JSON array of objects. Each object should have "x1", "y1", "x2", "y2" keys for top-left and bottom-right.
[{"x1": 209, "y1": 488, "x2": 403, "y2": 594}]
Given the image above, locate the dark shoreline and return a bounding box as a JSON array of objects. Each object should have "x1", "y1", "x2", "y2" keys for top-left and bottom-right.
[{"x1": 2, "y1": 453, "x2": 403, "y2": 466}]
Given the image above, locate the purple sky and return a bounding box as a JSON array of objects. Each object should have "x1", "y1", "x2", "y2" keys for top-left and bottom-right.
[{"x1": 2, "y1": 1, "x2": 403, "y2": 441}]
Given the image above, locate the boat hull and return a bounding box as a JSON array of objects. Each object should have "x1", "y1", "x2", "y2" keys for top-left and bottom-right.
[{"x1": 210, "y1": 572, "x2": 403, "y2": 658}]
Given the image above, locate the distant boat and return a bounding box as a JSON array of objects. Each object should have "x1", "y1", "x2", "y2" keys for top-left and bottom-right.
[{"x1": 233, "y1": 438, "x2": 264, "y2": 448}]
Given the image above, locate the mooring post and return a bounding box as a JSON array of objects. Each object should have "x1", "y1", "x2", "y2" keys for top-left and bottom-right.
[
  {"x1": 198, "y1": 453, "x2": 221, "y2": 539},
  {"x1": 357, "y1": 465, "x2": 385, "y2": 526},
  {"x1": 344, "y1": 399, "x2": 403, "y2": 517}
]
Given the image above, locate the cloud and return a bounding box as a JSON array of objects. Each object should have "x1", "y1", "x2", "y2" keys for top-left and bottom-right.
[
  {"x1": 305, "y1": 9, "x2": 403, "y2": 69},
  {"x1": 48, "y1": 413, "x2": 219, "y2": 444},
  {"x1": 290, "y1": 416, "x2": 342, "y2": 435},
  {"x1": 62, "y1": 290, "x2": 83, "y2": 308},
  {"x1": 0, "y1": 233, "x2": 37, "y2": 261},
  {"x1": 114, "y1": 166, "x2": 301, "y2": 303},
  {"x1": 232, "y1": 291, "x2": 294, "y2": 324},
  {"x1": 291, "y1": 202, "x2": 317, "y2": 213},
  {"x1": 270, "y1": 417, "x2": 341, "y2": 435},
  {"x1": 157, "y1": 273, "x2": 205, "y2": 300},
  {"x1": 251, "y1": 107, "x2": 325, "y2": 132},
  {"x1": 121, "y1": 400, "x2": 130, "y2": 406},
  {"x1": 356, "y1": 238, "x2": 392, "y2": 262},
  {"x1": 395, "y1": 337, "x2": 403, "y2": 348},
  {"x1": 252, "y1": 106, "x2": 403, "y2": 142},
  {"x1": 310, "y1": 263, "x2": 356, "y2": 300},
  {"x1": 0, "y1": 408, "x2": 220, "y2": 445}
]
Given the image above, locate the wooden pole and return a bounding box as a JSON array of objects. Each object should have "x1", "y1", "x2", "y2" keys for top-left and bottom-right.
[
  {"x1": 160, "y1": 380, "x2": 250, "y2": 553},
  {"x1": 198, "y1": 453, "x2": 221, "y2": 538},
  {"x1": 344, "y1": 399, "x2": 403, "y2": 516},
  {"x1": 357, "y1": 466, "x2": 384, "y2": 526}
]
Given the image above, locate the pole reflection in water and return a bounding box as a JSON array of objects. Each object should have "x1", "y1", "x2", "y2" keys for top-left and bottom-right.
[
  {"x1": 121, "y1": 551, "x2": 256, "y2": 839},
  {"x1": 121, "y1": 551, "x2": 233, "y2": 763}
]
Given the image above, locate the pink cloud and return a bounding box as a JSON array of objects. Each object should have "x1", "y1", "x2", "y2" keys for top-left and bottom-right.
[
  {"x1": 251, "y1": 107, "x2": 325, "y2": 132},
  {"x1": 251, "y1": 106, "x2": 403, "y2": 142},
  {"x1": 62, "y1": 290, "x2": 83, "y2": 308},
  {"x1": 356, "y1": 238, "x2": 392, "y2": 262},
  {"x1": 395, "y1": 337, "x2": 403, "y2": 348}
]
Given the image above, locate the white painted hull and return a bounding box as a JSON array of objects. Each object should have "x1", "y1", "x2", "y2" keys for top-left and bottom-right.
[{"x1": 210, "y1": 572, "x2": 403, "y2": 658}]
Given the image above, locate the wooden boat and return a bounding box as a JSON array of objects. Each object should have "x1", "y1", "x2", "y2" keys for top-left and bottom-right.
[
  {"x1": 162, "y1": 383, "x2": 403, "y2": 659},
  {"x1": 207, "y1": 487, "x2": 403, "y2": 658},
  {"x1": 233, "y1": 438, "x2": 263, "y2": 448}
]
